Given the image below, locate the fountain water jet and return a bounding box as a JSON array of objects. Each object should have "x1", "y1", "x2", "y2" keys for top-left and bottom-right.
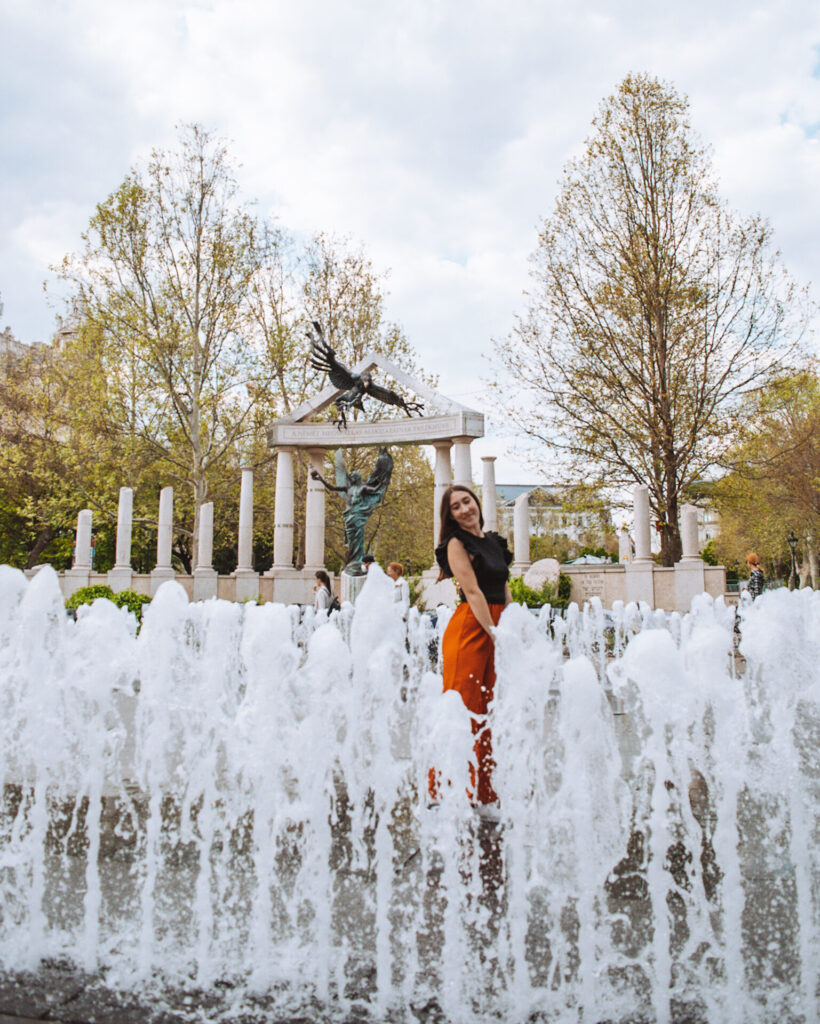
[{"x1": 0, "y1": 563, "x2": 818, "y2": 1023}]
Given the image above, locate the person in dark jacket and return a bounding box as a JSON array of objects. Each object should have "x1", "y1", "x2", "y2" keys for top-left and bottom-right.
[{"x1": 746, "y1": 552, "x2": 765, "y2": 599}]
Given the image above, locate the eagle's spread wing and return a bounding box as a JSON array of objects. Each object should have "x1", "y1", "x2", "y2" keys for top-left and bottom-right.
[
  {"x1": 309, "y1": 322, "x2": 357, "y2": 392},
  {"x1": 365, "y1": 379, "x2": 408, "y2": 409}
]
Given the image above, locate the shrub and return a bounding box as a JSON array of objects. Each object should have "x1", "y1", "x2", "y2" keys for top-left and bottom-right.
[
  {"x1": 65, "y1": 585, "x2": 151, "y2": 625},
  {"x1": 65, "y1": 585, "x2": 116, "y2": 610},
  {"x1": 112, "y1": 589, "x2": 152, "y2": 622},
  {"x1": 508, "y1": 574, "x2": 572, "y2": 610}
]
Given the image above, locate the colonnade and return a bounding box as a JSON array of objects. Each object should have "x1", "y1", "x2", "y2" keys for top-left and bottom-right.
[{"x1": 64, "y1": 440, "x2": 504, "y2": 601}]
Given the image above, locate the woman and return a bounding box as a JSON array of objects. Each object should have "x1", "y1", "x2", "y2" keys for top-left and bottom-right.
[
  {"x1": 746, "y1": 553, "x2": 765, "y2": 600},
  {"x1": 387, "y1": 561, "x2": 410, "y2": 615},
  {"x1": 429, "y1": 484, "x2": 512, "y2": 807},
  {"x1": 313, "y1": 570, "x2": 332, "y2": 611}
]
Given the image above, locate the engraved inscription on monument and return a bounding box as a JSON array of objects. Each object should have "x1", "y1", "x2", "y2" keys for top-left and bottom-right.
[{"x1": 577, "y1": 572, "x2": 605, "y2": 599}]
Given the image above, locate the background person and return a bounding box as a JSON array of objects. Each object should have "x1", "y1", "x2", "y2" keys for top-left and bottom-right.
[
  {"x1": 429, "y1": 484, "x2": 512, "y2": 809},
  {"x1": 313, "y1": 570, "x2": 332, "y2": 611},
  {"x1": 746, "y1": 552, "x2": 765, "y2": 599},
  {"x1": 387, "y1": 561, "x2": 410, "y2": 615}
]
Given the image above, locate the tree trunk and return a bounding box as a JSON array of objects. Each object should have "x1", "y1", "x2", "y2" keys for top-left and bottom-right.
[
  {"x1": 660, "y1": 489, "x2": 682, "y2": 567},
  {"x1": 25, "y1": 526, "x2": 54, "y2": 569}
]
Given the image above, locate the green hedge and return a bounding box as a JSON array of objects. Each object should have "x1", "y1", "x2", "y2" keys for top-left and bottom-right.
[
  {"x1": 508, "y1": 573, "x2": 572, "y2": 610},
  {"x1": 65, "y1": 585, "x2": 152, "y2": 623}
]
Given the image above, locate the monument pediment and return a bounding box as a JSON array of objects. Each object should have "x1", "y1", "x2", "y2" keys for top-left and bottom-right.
[{"x1": 267, "y1": 351, "x2": 484, "y2": 448}]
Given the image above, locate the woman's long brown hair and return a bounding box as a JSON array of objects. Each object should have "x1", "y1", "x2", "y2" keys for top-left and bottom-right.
[{"x1": 436, "y1": 484, "x2": 484, "y2": 580}]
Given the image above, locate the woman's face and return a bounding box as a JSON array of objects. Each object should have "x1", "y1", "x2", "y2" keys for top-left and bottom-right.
[
  {"x1": 387, "y1": 565, "x2": 398, "y2": 581},
  {"x1": 449, "y1": 490, "x2": 481, "y2": 531}
]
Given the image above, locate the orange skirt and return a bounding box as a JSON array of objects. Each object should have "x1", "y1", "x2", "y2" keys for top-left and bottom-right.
[{"x1": 429, "y1": 601, "x2": 505, "y2": 806}]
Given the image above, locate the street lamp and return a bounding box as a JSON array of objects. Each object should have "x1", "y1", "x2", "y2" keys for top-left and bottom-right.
[{"x1": 787, "y1": 531, "x2": 798, "y2": 591}]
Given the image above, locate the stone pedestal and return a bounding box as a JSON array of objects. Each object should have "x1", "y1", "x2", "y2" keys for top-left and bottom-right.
[
  {"x1": 481, "y1": 456, "x2": 498, "y2": 532},
  {"x1": 151, "y1": 486, "x2": 175, "y2": 596},
  {"x1": 233, "y1": 571, "x2": 259, "y2": 603},
  {"x1": 512, "y1": 491, "x2": 531, "y2": 572},
  {"x1": 341, "y1": 569, "x2": 366, "y2": 605},
  {"x1": 107, "y1": 568, "x2": 134, "y2": 593},
  {"x1": 674, "y1": 560, "x2": 706, "y2": 613},
  {"x1": 624, "y1": 561, "x2": 654, "y2": 607}
]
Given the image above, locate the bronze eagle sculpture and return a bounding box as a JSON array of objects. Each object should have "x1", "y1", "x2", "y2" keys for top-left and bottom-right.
[{"x1": 308, "y1": 321, "x2": 424, "y2": 429}]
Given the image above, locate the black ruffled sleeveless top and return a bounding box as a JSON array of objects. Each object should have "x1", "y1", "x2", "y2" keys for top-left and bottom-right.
[{"x1": 435, "y1": 529, "x2": 512, "y2": 604}]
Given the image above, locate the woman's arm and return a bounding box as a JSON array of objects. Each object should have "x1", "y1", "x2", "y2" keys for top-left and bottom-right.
[
  {"x1": 504, "y1": 582, "x2": 513, "y2": 606},
  {"x1": 447, "y1": 536, "x2": 496, "y2": 638}
]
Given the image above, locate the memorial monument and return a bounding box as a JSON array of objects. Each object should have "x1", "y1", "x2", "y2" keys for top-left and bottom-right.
[{"x1": 311, "y1": 447, "x2": 393, "y2": 596}]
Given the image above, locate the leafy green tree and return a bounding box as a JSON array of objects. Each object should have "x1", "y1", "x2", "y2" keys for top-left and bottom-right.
[
  {"x1": 3, "y1": 129, "x2": 435, "y2": 577},
  {"x1": 493, "y1": 73, "x2": 806, "y2": 566},
  {"x1": 712, "y1": 370, "x2": 820, "y2": 586},
  {"x1": 58, "y1": 124, "x2": 280, "y2": 556}
]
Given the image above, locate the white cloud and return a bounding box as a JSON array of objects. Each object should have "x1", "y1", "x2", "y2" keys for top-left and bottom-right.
[{"x1": 2, "y1": 0, "x2": 819, "y2": 484}]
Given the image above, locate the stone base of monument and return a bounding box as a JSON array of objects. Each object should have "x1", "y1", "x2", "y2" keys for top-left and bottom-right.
[
  {"x1": 416, "y1": 567, "x2": 458, "y2": 609},
  {"x1": 107, "y1": 567, "x2": 134, "y2": 593},
  {"x1": 62, "y1": 567, "x2": 91, "y2": 598},
  {"x1": 341, "y1": 569, "x2": 366, "y2": 604},
  {"x1": 232, "y1": 568, "x2": 259, "y2": 603},
  {"x1": 149, "y1": 567, "x2": 176, "y2": 597},
  {"x1": 192, "y1": 567, "x2": 218, "y2": 601}
]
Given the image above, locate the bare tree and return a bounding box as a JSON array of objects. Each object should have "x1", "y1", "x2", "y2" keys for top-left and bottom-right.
[{"x1": 493, "y1": 73, "x2": 807, "y2": 564}]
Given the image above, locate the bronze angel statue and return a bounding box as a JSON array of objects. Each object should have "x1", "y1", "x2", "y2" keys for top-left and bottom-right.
[{"x1": 308, "y1": 321, "x2": 424, "y2": 429}]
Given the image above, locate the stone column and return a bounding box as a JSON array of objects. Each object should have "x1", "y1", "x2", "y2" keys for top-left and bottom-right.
[
  {"x1": 625, "y1": 484, "x2": 654, "y2": 607},
  {"x1": 512, "y1": 492, "x2": 531, "y2": 572},
  {"x1": 304, "y1": 449, "x2": 326, "y2": 571},
  {"x1": 632, "y1": 485, "x2": 652, "y2": 562},
  {"x1": 234, "y1": 468, "x2": 259, "y2": 601},
  {"x1": 674, "y1": 503, "x2": 706, "y2": 613},
  {"x1": 150, "y1": 487, "x2": 175, "y2": 595},
  {"x1": 271, "y1": 448, "x2": 295, "y2": 570},
  {"x1": 236, "y1": 469, "x2": 254, "y2": 570},
  {"x1": 73, "y1": 509, "x2": 93, "y2": 569},
  {"x1": 64, "y1": 509, "x2": 93, "y2": 597},
  {"x1": 481, "y1": 456, "x2": 498, "y2": 532},
  {"x1": 452, "y1": 437, "x2": 472, "y2": 487},
  {"x1": 618, "y1": 528, "x2": 632, "y2": 564},
  {"x1": 433, "y1": 442, "x2": 452, "y2": 551},
  {"x1": 193, "y1": 501, "x2": 218, "y2": 600},
  {"x1": 108, "y1": 486, "x2": 134, "y2": 592},
  {"x1": 679, "y1": 504, "x2": 700, "y2": 560}
]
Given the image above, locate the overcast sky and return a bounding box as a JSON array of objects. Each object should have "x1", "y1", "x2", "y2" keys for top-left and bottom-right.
[{"x1": 2, "y1": 0, "x2": 818, "y2": 481}]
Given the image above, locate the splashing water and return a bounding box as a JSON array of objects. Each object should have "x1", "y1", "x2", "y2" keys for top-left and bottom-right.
[{"x1": 0, "y1": 564, "x2": 819, "y2": 1023}]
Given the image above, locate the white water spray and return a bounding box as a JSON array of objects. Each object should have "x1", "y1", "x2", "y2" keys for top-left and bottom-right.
[{"x1": 0, "y1": 564, "x2": 818, "y2": 1022}]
